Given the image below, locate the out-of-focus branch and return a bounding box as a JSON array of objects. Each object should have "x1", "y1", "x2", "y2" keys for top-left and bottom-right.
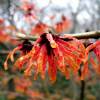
[
  {"x1": 0, "y1": 50, "x2": 11, "y2": 54},
  {"x1": 16, "y1": 30, "x2": 100, "y2": 40},
  {"x1": 0, "y1": 50, "x2": 18, "y2": 55}
]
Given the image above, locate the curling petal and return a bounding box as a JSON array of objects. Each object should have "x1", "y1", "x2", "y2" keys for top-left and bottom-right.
[
  {"x1": 53, "y1": 46, "x2": 65, "y2": 73},
  {"x1": 48, "y1": 54, "x2": 57, "y2": 83},
  {"x1": 10, "y1": 46, "x2": 22, "y2": 62},
  {"x1": 81, "y1": 61, "x2": 89, "y2": 80}
]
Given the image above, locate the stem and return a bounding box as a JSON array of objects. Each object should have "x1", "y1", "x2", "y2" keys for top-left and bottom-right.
[
  {"x1": 80, "y1": 80, "x2": 85, "y2": 100},
  {"x1": 79, "y1": 68, "x2": 85, "y2": 100},
  {"x1": 16, "y1": 30, "x2": 100, "y2": 40}
]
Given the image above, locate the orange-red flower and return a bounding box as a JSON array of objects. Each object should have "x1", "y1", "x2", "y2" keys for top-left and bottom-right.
[
  {"x1": 55, "y1": 16, "x2": 71, "y2": 33},
  {"x1": 93, "y1": 41, "x2": 100, "y2": 62},
  {"x1": 4, "y1": 33, "x2": 100, "y2": 82},
  {"x1": 20, "y1": 1, "x2": 37, "y2": 22},
  {"x1": 80, "y1": 40, "x2": 100, "y2": 80},
  {"x1": 4, "y1": 40, "x2": 33, "y2": 70},
  {"x1": 5, "y1": 33, "x2": 85, "y2": 82},
  {"x1": 31, "y1": 23, "x2": 48, "y2": 35}
]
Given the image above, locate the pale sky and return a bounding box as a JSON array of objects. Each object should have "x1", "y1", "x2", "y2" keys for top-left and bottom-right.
[{"x1": 36, "y1": 0, "x2": 80, "y2": 12}]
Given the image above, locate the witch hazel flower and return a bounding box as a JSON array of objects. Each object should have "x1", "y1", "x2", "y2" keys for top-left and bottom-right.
[
  {"x1": 93, "y1": 41, "x2": 100, "y2": 62},
  {"x1": 80, "y1": 40, "x2": 100, "y2": 80},
  {"x1": 4, "y1": 33, "x2": 100, "y2": 82},
  {"x1": 4, "y1": 40, "x2": 33, "y2": 70},
  {"x1": 4, "y1": 33, "x2": 86, "y2": 82}
]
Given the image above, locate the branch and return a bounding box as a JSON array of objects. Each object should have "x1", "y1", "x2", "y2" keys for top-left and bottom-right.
[
  {"x1": 71, "y1": 31, "x2": 100, "y2": 39},
  {"x1": 0, "y1": 30, "x2": 99, "y2": 54},
  {"x1": 16, "y1": 30, "x2": 100, "y2": 40}
]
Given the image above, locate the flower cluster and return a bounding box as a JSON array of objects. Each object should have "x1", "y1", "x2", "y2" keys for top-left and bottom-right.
[
  {"x1": 4, "y1": 39, "x2": 33, "y2": 70},
  {"x1": 55, "y1": 15, "x2": 71, "y2": 33},
  {"x1": 82, "y1": 40, "x2": 100, "y2": 79},
  {"x1": 4, "y1": 33, "x2": 100, "y2": 82}
]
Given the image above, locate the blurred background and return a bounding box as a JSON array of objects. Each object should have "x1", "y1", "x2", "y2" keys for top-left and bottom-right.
[{"x1": 0, "y1": 0, "x2": 100, "y2": 100}]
